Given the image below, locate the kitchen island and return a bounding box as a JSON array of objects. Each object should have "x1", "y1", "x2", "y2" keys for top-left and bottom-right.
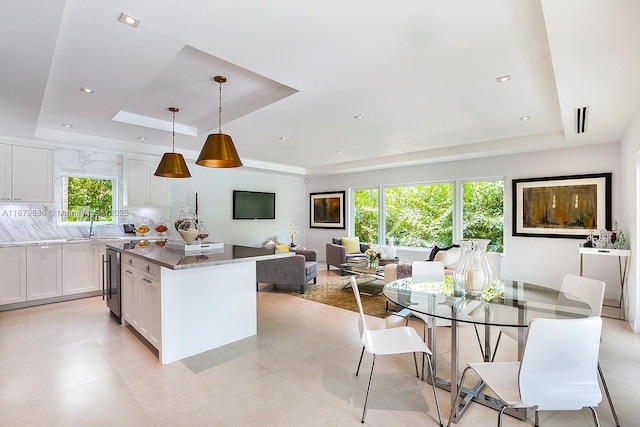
[{"x1": 107, "y1": 241, "x2": 291, "y2": 365}]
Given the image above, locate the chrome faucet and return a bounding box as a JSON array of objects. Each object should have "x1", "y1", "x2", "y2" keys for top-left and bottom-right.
[{"x1": 89, "y1": 212, "x2": 95, "y2": 237}]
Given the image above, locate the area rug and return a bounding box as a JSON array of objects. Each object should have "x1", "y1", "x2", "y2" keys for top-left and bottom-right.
[{"x1": 292, "y1": 277, "x2": 389, "y2": 318}]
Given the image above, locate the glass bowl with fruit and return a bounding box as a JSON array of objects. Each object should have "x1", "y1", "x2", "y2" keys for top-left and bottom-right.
[
  {"x1": 135, "y1": 224, "x2": 151, "y2": 237},
  {"x1": 154, "y1": 223, "x2": 169, "y2": 236}
]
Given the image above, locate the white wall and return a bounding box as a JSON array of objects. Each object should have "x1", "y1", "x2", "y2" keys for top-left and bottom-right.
[
  {"x1": 170, "y1": 162, "x2": 307, "y2": 248},
  {"x1": 307, "y1": 142, "x2": 623, "y2": 297},
  {"x1": 620, "y1": 108, "x2": 640, "y2": 332}
]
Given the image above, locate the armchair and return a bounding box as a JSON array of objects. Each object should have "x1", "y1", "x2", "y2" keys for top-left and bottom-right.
[
  {"x1": 325, "y1": 237, "x2": 369, "y2": 273},
  {"x1": 256, "y1": 249, "x2": 318, "y2": 293}
]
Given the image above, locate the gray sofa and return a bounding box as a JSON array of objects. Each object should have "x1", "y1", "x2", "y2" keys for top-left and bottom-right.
[
  {"x1": 256, "y1": 249, "x2": 318, "y2": 293},
  {"x1": 325, "y1": 238, "x2": 370, "y2": 273}
]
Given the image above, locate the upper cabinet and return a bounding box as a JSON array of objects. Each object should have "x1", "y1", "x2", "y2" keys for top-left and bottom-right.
[
  {"x1": 0, "y1": 144, "x2": 53, "y2": 203},
  {"x1": 126, "y1": 158, "x2": 171, "y2": 206},
  {"x1": 0, "y1": 144, "x2": 10, "y2": 201}
]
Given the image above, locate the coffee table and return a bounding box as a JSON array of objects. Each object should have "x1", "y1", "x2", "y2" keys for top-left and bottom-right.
[{"x1": 338, "y1": 263, "x2": 386, "y2": 295}]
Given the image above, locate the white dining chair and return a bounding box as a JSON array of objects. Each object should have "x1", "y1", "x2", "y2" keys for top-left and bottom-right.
[
  {"x1": 447, "y1": 316, "x2": 604, "y2": 427},
  {"x1": 351, "y1": 276, "x2": 443, "y2": 425},
  {"x1": 491, "y1": 274, "x2": 619, "y2": 426}
]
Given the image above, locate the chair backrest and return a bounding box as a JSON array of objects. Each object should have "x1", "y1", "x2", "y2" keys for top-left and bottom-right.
[
  {"x1": 519, "y1": 317, "x2": 603, "y2": 410},
  {"x1": 350, "y1": 276, "x2": 368, "y2": 338},
  {"x1": 412, "y1": 260, "x2": 445, "y2": 278},
  {"x1": 560, "y1": 273, "x2": 606, "y2": 317}
]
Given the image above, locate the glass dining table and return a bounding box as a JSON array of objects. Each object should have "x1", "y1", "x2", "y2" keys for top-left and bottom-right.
[{"x1": 383, "y1": 275, "x2": 592, "y2": 423}]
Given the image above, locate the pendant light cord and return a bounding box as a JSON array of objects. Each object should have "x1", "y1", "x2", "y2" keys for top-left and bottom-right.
[
  {"x1": 171, "y1": 109, "x2": 176, "y2": 153},
  {"x1": 218, "y1": 80, "x2": 223, "y2": 134}
]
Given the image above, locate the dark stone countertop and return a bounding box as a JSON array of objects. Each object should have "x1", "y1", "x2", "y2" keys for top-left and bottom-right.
[{"x1": 106, "y1": 241, "x2": 293, "y2": 270}]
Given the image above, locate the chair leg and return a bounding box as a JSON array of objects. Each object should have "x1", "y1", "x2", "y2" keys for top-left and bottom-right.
[
  {"x1": 534, "y1": 410, "x2": 539, "y2": 426},
  {"x1": 491, "y1": 330, "x2": 503, "y2": 362},
  {"x1": 361, "y1": 354, "x2": 377, "y2": 423},
  {"x1": 424, "y1": 353, "x2": 443, "y2": 427},
  {"x1": 356, "y1": 347, "x2": 365, "y2": 376},
  {"x1": 413, "y1": 352, "x2": 419, "y2": 377},
  {"x1": 447, "y1": 366, "x2": 471, "y2": 427},
  {"x1": 598, "y1": 361, "x2": 620, "y2": 426},
  {"x1": 497, "y1": 406, "x2": 508, "y2": 427},
  {"x1": 588, "y1": 406, "x2": 601, "y2": 427}
]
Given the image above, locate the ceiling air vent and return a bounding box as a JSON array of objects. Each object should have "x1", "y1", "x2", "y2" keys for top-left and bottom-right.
[{"x1": 575, "y1": 106, "x2": 589, "y2": 134}]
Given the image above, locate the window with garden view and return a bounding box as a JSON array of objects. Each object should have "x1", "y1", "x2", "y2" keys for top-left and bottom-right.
[
  {"x1": 60, "y1": 176, "x2": 115, "y2": 223},
  {"x1": 354, "y1": 179, "x2": 504, "y2": 252}
]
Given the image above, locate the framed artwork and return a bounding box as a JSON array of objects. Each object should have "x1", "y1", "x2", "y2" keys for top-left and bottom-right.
[
  {"x1": 512, "y1": 173, "x2": 611, "y2": 238},
  {"x1": 310, "y1": 191, "x2": 345, "y2": 229}
]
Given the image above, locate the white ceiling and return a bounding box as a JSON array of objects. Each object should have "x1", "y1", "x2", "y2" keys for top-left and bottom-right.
[{"x1": 2, "y1": 0, "x2": 639, "y2": 176}]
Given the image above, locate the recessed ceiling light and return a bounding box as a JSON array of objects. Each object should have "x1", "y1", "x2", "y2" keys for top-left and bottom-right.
[
  {"x1": 282, "y1": 161, "x2": 288, "y2": 164},
  {"x1": 335, "y1": 150, "x2": 342, "y2": 154},
  {"x1": 118, "y1": 12, "x2": 140, "y2": 28},
  {"x1": 138, "y1": 137, "x2": 146, "y2": 140},
  {"x1": 278, "y1": 136, "x2": 288, "y2": 140},
  {"x1": 520, "y1": 116, "x2": 531, "y2": 120},
  {"x1": 405, "y1": 137, "x2": 413, "y2": 142},
  {"x1": 496, "y1": 75, "x2": 511, "y2": 83},
  {"x1": 62, "y1": 123, "x2": 73, "y2": 128},
  {"x1": 353, "y1": 115, "x2": 365, "y2": 120},
  {"x1": 80, "y1": 87, "x2": 94, "y2": 94}
]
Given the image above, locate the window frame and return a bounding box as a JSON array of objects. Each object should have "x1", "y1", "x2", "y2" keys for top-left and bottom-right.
[
  {"x1": 351, "y1": 176, "x2": 505, "y2": 252},
  {"x1": 57, "y1": 174, "x2": 118, "y2": 226}
]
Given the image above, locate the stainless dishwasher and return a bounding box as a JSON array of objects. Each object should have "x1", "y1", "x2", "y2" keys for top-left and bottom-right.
[{"x1": 103, "y1": 247, "x2": 121, "y2": 319}]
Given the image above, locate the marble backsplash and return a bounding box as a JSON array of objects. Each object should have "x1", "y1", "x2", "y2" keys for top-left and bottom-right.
[
  {"x1": 0, "y1": 146, "x2": 173, "y2": 243},
  {"x1": 0, "y1": 203, "x2": 171, "y2": 242}
]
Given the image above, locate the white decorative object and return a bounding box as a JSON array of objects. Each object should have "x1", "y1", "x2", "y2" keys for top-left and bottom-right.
[
  {"x1": 386, "y1": 237, "x2": 396, "y2": 260},
  {"x1": 165, "y1": 241, "x2": 224, "y2": 253}
]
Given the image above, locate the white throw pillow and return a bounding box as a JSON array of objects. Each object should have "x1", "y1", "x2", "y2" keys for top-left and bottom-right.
[{"x1": 434, "y1": 247, "x2": 461, "y2": 268}]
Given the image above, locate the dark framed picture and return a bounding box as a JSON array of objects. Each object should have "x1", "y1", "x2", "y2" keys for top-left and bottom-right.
[
  {"x1": 310, "y1": 191, "x2": 345, "y2": 229},
  {"x1": 512, "y1": 173, "x2": 611, "y2": 238}
]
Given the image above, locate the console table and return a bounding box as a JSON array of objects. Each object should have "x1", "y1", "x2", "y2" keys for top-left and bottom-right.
[{"x1": 579, "y1": 246, "x2": 630, "y2": 318}]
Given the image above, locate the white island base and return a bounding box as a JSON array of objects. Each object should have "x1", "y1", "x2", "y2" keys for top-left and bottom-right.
[
  {"x1": 159, "y1": 262, "x2": 257, "y2": 365},
  {"x1": 123, "y1": 260, "x2": 257, "y2": 365}
]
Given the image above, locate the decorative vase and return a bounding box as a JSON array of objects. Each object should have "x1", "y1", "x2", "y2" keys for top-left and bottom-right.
[
  {"x1": 453, "y1": 239, "x2": 494, "y2": 296},
  {"x1": 386, "y1": 237, "x2": 396, "y2": 260},
  {"x1": 177, "y1": 215, "x2": 199, "y2": 245},
  {"x1": 367, "y1": 258, "x2": 380, "y2": 270},
  {"x1": 197, "y1": 221, "x2": 209, "y2": 241}
]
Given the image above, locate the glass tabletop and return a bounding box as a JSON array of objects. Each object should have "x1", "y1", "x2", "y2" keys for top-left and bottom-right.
[{"x1": 383, "y1": 275, "x2": 592, "y2": 327}]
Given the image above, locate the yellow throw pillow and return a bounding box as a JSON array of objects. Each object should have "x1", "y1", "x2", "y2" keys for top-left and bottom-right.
[
  {"x1": 341, "y1": 237, "x2": 361, "y2": 254},
  {"x1": 275, "y1": 244, "x2": 289, "y2": 252}
]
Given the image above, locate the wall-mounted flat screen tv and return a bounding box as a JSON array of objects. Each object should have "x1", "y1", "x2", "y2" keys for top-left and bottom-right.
[{"x1": 233, "y1": 190, "x2": 276, "y2": 220}]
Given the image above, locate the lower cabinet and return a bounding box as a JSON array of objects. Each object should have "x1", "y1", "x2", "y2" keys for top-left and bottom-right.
[
  {"x1": 0, "y1": 247, "x2": 27, "y2": 304},
  {"x1": 121, "y1": 255, "x2": 161, "y2": 350},
  {"x1": 62, "y1": 242, "x2": 99, "y2": 295},
  {"x1": 26, "y1": 244, "x2": 62, "y2": 300}
]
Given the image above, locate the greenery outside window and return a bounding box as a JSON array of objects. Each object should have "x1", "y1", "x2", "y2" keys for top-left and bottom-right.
[
  {"x1": 60, "y1": 176, "x2": 115, "y2": 223},
  {"x1": 354, "y1": 188, "x2": 379, "y2": 244},
  {"x1": 461, "y1": 180, "x2": 504, "y2": 252},
  {"x1": 353, "y1": 178, "x2": 504, "y2": 252}
]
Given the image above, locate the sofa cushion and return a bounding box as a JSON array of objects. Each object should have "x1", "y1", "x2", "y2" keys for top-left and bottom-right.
[
  {"x1": 305, "y1": 261, "x2": 317, "y2": 276},
  {"x1": 434, "y1": 246, "x2": 461, "y2": 268},
  {"x1": 428, "y1": 244, "x2": 460, "y2": 261},
  {"x1": 332, "y1": 237, "x2": 342, "y2": 245},
  {"x1": 341, "y1": 236, "x2": 362, "y2": 254},
  {"x1": 275, "y1": 244, "x2": 290, "y2": 252}
]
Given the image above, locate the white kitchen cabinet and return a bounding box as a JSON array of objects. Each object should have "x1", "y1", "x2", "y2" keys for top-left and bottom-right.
[
  {"x1": 0, "y1": 144, "x2": 11, "y2": 201},
  {"x1": 0, "y1": 246, "x2": 27, "y2": 304},
  {"x1": 11, "y1": 145, "x2": 53, "y2": 202},
  {"x1": 126, "y1": 158, "x2": 171, "y2": 206},
  {"x1": 120, "y1": 254, "x2": 161, "y2": 350},
  {"x1": 62, "y1": 243, "x2": 98, "y2": 295},
  {"x1": 121, "y1": 265, "x2": 136, "y2": 327},
  {"x1": 26, "y1": 244, "x2": 62, "y2": 300}
]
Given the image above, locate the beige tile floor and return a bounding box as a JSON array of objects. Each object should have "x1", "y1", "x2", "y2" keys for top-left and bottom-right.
[{"x1": 1, "y1": 268, "x2": 637, "y2": 426}]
